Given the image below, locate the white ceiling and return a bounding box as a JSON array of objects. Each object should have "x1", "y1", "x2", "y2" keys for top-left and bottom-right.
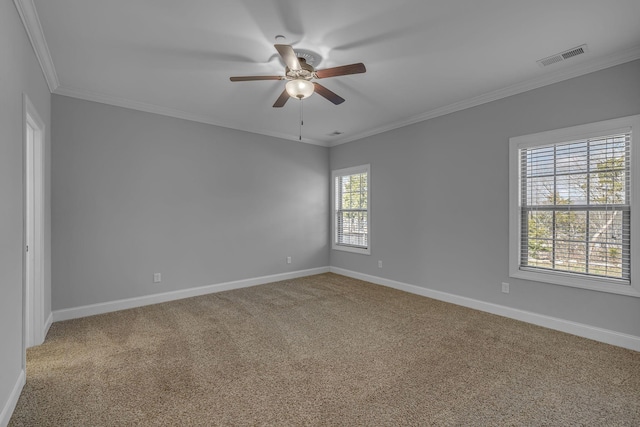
[{"x1": 21, "y1": 0, "x2": 640, "y2": 146}]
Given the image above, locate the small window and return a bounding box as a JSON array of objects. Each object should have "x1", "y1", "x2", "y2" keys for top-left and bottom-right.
[
  {"x1": 509, "y1": 115, "x2": 640, "y2": 297},
  {"x1": 332, "y1": 165, "x2": 370, "y2": 254}
]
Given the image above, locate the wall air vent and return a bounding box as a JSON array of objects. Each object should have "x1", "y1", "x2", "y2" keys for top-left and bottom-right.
[{"x1": 537, "y1": 44, "x2": 588, "y2": 67}]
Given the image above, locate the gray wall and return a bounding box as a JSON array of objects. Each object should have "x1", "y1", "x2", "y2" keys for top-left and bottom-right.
[
  {"x1": 330, "y1": 60, "x2": 640, "y2": 337},
  {"x1": 52, "y1": 95, "x2": 329, "y2": 310},
  {"x1": 0, "y1": 0, "x2": 52, "y2": 418}
]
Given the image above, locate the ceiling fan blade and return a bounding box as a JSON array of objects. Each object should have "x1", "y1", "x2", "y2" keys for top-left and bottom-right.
[
  {"x1": 275, "y1": 44, "x2": 301, "y2": 71},
  {"x1": 315, "y1": 63, "x2": 366, "y2": 79},
  {"x1": 230, "y1": 75, "x2": 283, "y2": 82},
  {"x1": 313, "y1": 83, "x2": 345, "y2": 105},
  {"x1": 273, "y1": 89, "x2": 290, "y2": 108}
]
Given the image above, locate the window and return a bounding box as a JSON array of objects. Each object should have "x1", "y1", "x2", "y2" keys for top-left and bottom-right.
[
  {"x1": 332, "y1": 165, "x2": 370, "y2": 254},
  {"x1": 509, "y1": 115, "x2": 640, "y2": 297}
]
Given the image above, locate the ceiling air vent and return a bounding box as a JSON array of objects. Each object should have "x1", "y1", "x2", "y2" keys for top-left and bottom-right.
[{"x1": 537, "y1": 44, "x2": 588, "y2": 67}]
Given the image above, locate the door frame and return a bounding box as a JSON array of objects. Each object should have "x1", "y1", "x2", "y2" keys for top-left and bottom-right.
[{"x1": 23, "y1": 94, "x2": 45, "y2": 357}]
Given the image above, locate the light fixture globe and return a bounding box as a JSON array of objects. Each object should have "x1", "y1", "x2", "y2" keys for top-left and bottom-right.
[{"x1": 285, "y1": 79, "x2": 314, "y2": 100}]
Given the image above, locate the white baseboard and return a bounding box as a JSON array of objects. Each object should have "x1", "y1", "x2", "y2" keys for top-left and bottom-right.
[
  {"x1": 330, "y1": 267, "x2": 640, "y2": 352},
  {"x1": 49, "y1": 265, "x2": 640, "y2": 351},
  {"x1": 0, "y1": 369, "x2": 25, "y2": 427},
  {"x1": 43, "y1": 312, "x2": 53, "y2": 340},
  {"x1": 53, "y1": 267, "x2": 330, "y2": 322}
]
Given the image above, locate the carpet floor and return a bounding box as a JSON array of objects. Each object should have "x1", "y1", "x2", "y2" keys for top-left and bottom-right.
[{"x1": 9, "y1": 273, "x2": 640, "y2": 426}]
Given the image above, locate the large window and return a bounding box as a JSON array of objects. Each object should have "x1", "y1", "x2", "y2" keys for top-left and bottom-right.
[
  {"x1": 509, "y1": 115, "x2": 640, "y2": 297},
  {"x1": 332, "y1": 165, "x2": 370, "y2": 254}
]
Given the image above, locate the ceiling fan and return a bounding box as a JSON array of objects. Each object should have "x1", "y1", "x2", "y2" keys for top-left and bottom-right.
[{"x1": 230, "y1": 44, "x2": 366, "y2": 107}]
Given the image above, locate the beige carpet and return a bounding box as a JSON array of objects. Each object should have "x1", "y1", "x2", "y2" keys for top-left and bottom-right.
[{"x1": 9, "y1": 273, "x2": 640, "y2": 426}]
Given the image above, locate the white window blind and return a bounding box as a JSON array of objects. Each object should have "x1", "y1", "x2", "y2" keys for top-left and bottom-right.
[
  {"x1": 332, "y1": 165, "x2": 370, "y2": 254},
  {"x1": 520, "y1": 132, "x2": 631, "y2": 282}
]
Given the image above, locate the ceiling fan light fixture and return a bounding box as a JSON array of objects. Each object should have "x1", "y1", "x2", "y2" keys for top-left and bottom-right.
[{"x1": 286, "y1": 79, "x2": 314, "y2": 100}]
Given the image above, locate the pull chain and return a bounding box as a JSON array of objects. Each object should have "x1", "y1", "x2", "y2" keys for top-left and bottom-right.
[{"x1": 299, "y1": 99, "x2": 304, "y2": 141}]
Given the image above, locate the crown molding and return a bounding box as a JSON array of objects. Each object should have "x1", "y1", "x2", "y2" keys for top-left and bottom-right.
[
  {"x1": 53, "y1": 86, "x2": 329, "y2": 147},
  {"x1": 14, "y1": 0, "x2": 59, "y2": 92},
  {"x1": 55, "y1": 40, "x2": 639, "y2": 149},
  {"x1": 329, "y1": 45, "x2": 640, "y2": 147}
]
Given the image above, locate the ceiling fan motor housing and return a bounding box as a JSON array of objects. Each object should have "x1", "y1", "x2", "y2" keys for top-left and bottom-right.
[{"x1": 285, "y1": 58, "x2": 315, "y2": 81}]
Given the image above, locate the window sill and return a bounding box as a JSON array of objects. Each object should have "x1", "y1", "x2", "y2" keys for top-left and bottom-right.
[
  {"x1": 332, "y1": 244, "x2": 371, "y2": 255},
  {"x1": 510, "y1": 268, "x2": 640, "y2": 297}
]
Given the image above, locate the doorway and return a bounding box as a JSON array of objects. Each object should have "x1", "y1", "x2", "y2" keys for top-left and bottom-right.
[{"x1": 23, "y1": 94, "x2": 45, "y2": 350}]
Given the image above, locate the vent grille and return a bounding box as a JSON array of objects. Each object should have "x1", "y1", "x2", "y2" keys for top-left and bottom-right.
[
  {"x1": 562, "y1": 46, "x2": 585, "y2": 59},
  {"x1": 539, "y1": 55, "x2": 564, "y2": 67},
  {"x1": 537, "y1": 44, "x2": 588, "y2": 67}
]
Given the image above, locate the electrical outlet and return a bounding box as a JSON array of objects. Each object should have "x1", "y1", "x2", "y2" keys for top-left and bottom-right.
[
  {"x1": 287, "y1": 256, "x2": 292, "y2": 264},
  {"x1": 378, "y1": 260, "x2": 382, "y2": 268},
  {"x1": 501, "y1": 282, "x2": 509, "y2": 293},
  {"x1": 153, "y1": 273, "x2": 162, "y2": 283}
]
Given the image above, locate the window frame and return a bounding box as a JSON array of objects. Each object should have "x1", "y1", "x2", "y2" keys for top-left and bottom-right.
[
  {"x1": 332, "y1": 164, "x2": 371, "y2": 255},
  {"x1": 509, "y1": 115, "x2": 640, "y2": 297}
]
